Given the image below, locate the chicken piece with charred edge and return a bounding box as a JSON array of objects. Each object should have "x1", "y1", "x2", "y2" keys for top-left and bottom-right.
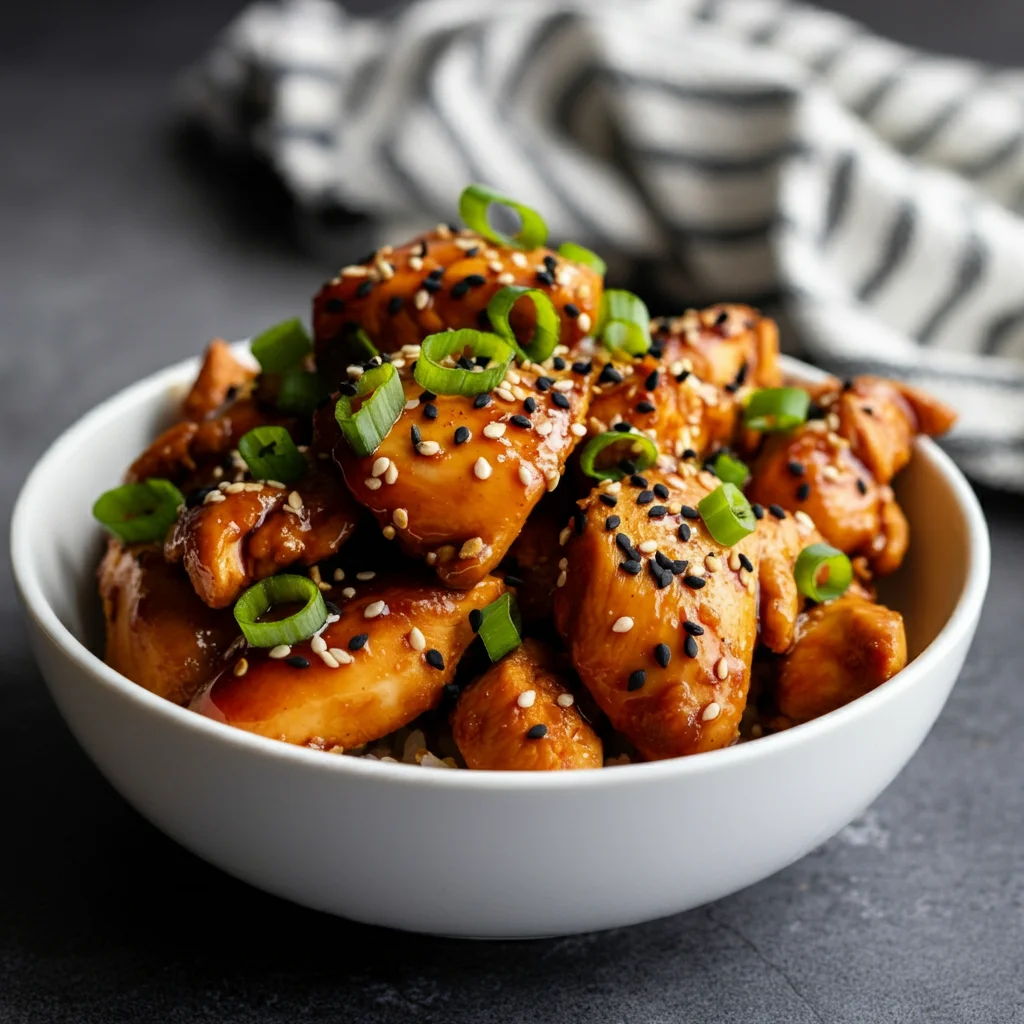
[
  {"x1": 452, "y1": 640, "x2": 602, "y2": 770},
  {"x1": 98, "y1": 540, "x2": 238, "y2": 705},
  {"x1": 193, "y1": 575, "x2": 506, "y2": 749},
  {"x1": 554, "y1": 469, "x2": 759, "y2": 760}
]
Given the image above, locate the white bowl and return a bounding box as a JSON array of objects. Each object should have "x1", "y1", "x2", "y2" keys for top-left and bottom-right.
[{"x1": 11, "y1": 352, "x2": 990, "y2": 938}]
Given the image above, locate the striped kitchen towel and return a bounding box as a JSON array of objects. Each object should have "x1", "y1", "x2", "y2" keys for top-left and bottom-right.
[{"x1": 181, "y1": 0, "x2": 1024, "y2": 490}]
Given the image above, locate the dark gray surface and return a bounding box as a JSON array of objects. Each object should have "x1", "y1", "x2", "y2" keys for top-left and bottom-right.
[{"x1": 2, "y1": 2, "x2": 1024, "y2": 1022}]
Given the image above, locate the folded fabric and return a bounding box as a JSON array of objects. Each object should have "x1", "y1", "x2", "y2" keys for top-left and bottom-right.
[{"x1": 181, "y1": 0, "x2": 1024, "y2": 490}]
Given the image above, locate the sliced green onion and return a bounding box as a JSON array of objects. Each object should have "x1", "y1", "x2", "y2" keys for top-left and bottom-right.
[
  {"x1": 558, "y1": 241, "x2": 607, "y2": 277},
  {"x1": 595, "y1": 289, "x2": 650, "y2": 356},
  {"x1": 579, "y1": 431, "x2": 659, "y2": 481},
  {"x1": 413, "y1": 330, "x2": 515, "y2": 396},
  {"x1": 238, "y1": 426, "x2": 307, "y2": 483},
  {"x1": 698, "y1": 483, "x2": 756, "y2": 546},
  {"x1": 708, "y1": 452, "x2": 750, "y2": 488},
  {"x1": 794, "y1": 543, "x2": 853, "y2": 603},
  {"x1": 475, "y1": 592, "x2": 523, "y2": 662},
  {"x1": 277, "y1": 368, "x2": 331, "y2": 415},
  {"x1": 486, "y1": 286, "x2": 560, "y2": 364},
  {"x1": 334, "y1": 362, "x2": 405, "y2": 457},
  {"x1": 458, "y1": 184, "x2": 548, "y2": 250},
  {"x1": 250, "y1": 318, "x2": 312, "y2": 374},
  {"x1": 743, "y1": 387, "x2": 810, "y2": 432},
  {"x1": 233, "y1": 574, "x2": 328, "y2": 648},
  {"x1": 92, "y1": 479, "x2": 184, "y2": 544}
]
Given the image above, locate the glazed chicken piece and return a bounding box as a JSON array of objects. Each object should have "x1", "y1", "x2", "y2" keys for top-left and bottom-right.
[
  {"x1": 166, "y1": 468, "x2": 360, "y2": 609},
  {"x1": 330, "y1": 362, "x2": 592, "y2": 589},
  {"x1": 554, "y1": 469, "x2": 760, "y2": 760},
  {"x1": 502, "y1": 492, "x2": 572, "y2": 628},
  {"x1": 193, "y1": 575, "x2": 505, "y2": 748},
  {"x1": 313, "y1": 227, "x2": 603, "y2": 375},
  {"x1": 650, "y1": 304, "x2": 783, "y2": 392},
  {"x1": 774, "y1": 594, "x2": 907, "y2": 723},
  {"x1": 452, "y1": 640, "x2": 601, "y2": 770},
  {"x1": 98, "y1": 540, "x2": 238, "y2": 705}
]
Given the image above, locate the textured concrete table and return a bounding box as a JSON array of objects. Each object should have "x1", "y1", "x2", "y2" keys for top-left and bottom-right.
[{"x1": 2, "y1": 2, "x2": 1023, "y2": 1021}]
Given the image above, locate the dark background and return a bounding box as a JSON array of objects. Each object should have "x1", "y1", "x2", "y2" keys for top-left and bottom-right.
[{"x1": 2, "y1": 2, "x2": 1023, "y2": 1022}]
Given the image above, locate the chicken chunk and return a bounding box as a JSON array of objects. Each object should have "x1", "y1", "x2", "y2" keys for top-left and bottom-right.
[
  {"x1": 98, "y1": 540, "x2": 238, "y2": 705},
  {"x1": 313, "y1": 227, "x2": 604, "y2": 376},
  {"x1": 330, "y1": 362, "x2": 591, "y2": 589},
  {"x1": 193, "y1": 575, "x2": 505, "y2": 748},
  {"x1": 554, "y1": 469, "x2": 760, "y2": 760},
  {"x1": 452, "y1": 640, "x2": 602, "y2": 770},
  {"x1": 502, "y1": 493, "x2": 569, "y2": 628},
  {"x1": 166, "y1": 469, "x2": 359, "y2": 609},
  {"x1": 182, "y1": 338, "x2": 258, "y2": 420},
  {"x1": 774, "y1": 594, "x2": 907, "y2": 722}
]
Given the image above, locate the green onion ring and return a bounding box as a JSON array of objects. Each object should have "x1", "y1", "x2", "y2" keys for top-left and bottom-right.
[
  {"x1": 250, "y1": 318, "x2": 313, "y2": 374},
  {"x1": 557, "y1": 241, "x2": 607, "y2": 277},
  {"x1": 413, "y1": 330, "x2": 515, "y2": 396},
  {"x1": 458, "y1": 184, "x2": 548, "y2": 250},
  {"x1": 486, "y1": 286, "x2": 560, "y2": 364},
  {"x1": 595, "y1": 289, "x2": 651, "y2": 356},
  {"x1": 794, "y1": 543, "x2": 853, "y2": 602},
  {"x1": 697, "y1": 483, "x2": 757, "y2": 546},
  {"x1": 707, "y1": 451, "x2": 750, "y2": 488},
  {"x1": 334, "y1": 362, "x2": 406, "y2": 457},
  {"x1": 233, "y1": 574, "x2": 328, "y2": 648},
  {"x1": 92, "y1": 479, "x2": 185, "y2": 544},
  {"x1": 276, "y1": 368, "x2": 331, "y2": 416},
  {"x1": 742, "y1": 387, "x2": 810, "y2": 432},
  {"x1": 579, "y1": 431, "x2": 659, "y2": 481},
  {"x1": 238, "y1": 426, "x2": 307, "y2": 484},
  {"x1": 475, "y1": 592, "x2": 523, "y2": 662}
]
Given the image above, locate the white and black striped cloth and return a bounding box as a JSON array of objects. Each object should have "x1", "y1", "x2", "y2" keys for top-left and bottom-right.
[{"x1": 183, "y1": 0, "x2": 1024, "y2": 491}]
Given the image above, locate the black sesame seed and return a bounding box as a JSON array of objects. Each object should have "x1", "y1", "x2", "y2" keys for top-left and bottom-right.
[
  {"x1": 422, "y1": 277, "x2": 443, "y2": 293},
  {"x1": 553, "y1": 357, "x2": 567, "y2": 370},
  {"x1": 186, "y1": 486, "x2": 216, "y2": 508},
  {"x1": 614, "y1": 422, "x2": 633, "y2": 433},
  {"x1": 464, "y1": 246, "x2": 479, "y2": 258},
  {"x1": 552, "y1": 392, "x2": 571, "y2": 410},
  {"x1": 527, "y1": 723, "x2": 548, "y2": 739},
  {"x1": 648, "y1": 505, "x2": 668, "y2": 519},
  {"x1": 654, "y1": 643, "x2": 671, "y2": 668},
  {"x1": 857, "y1": 478, "x2": 868, "y2": 495},
  {"x1": 469, "y1": 609, "x2": 483, "y2": 632},
  {"x1": 425, "y1": 649, "x2": 445, "y2": 670},
  {"x1": 616, "y1": 533, "x2": 637, "y2": 556},
  {"x1": 473, "y1": 393, "x2": 491, "y2": 409},
  {"x1": 599, "y1": 364, "x2": 623, "y2": 385},
  {"x1": 325, "y1": 297, "x2": 344, "y2": 314},
  {"x1": 356, "y1": 280, "x2": 373, "y2": 298},
  {"x1": 543, "y1": 254, "x2": 558, "y2": 271},
  {"x1": 599, "y1": 493, "x2": 618, "y2": 507},
  {"x1": 618, "y1": 458, "x2": 637, "y2": 475},
  {"x1": 648, "y1": 343, "x2": 663, "y2": 359},
  {"x1": 649, "y1": 562, "x2": 672, "y2": 589},
  {"x1": 451, "y1": 280, "x2": 471, "y2": 299},
  {"x1": 427, "y1": 266, "x2": 445, "y2": 280},
  {"x1": 683, "y1": 620, "x2": 704, "y2": 636},
  {"x1": 751, "y1": 503, "x2": 765, "y2": 520},
  {"x1": 796, "y1": 483, "x2": 810, "y2": 501},
  {"x1": 535, "y1": 269, "x2": 555, "y2": 286},
  {"x1": 325, "y1": 600, "x2": 342, "y2": 616},
  {"x1": 338, "y1": 381, "x2": 358, "y2": 397},
  {"x1": 423, "y1": 403, "x2": 438, "y2": 420},
  {"x1": 464, "y1": 273, "x2": 486, "y2": 288},
  {"x1": 654, "y1": 551, "x2": 673, "y2": 570},
  {"x1": 620, "y1": 559, "x2": 642, "y2": 575},
  {"x1": 457, "y1": 355, "x2": 474, "y2": 370},
  {"x1": 681, "y1": 505, "x2": 700, "y2": 519},
  {"x1": 574, "y1": 511, "x2": 587, "y2": 535},
  {"x1": 684, "y1": 634, "x2": 699, "y2": 659},
  {"x1": 681, "y1": 447, "x2": 697, "y2": 460},
  {"x1": 419, "y1": 390, "x2": 437, "y2": 401},
  {"x1": 410, "y1": 424, "x2": 422, "y2": 445},
  {"x1": 676, "y1": 369, "x2": 691, "y2": 383},
  {"x1": 714, "y1": 310, "x2": 728, "y2": 326},
  {"x1": 510, "y1": 414, "x2": 531, "y2": 429},
  {"x1": 739, "y1": 553, "x2": 754, "y2": 573},
  {"x1": 842, "y1": 378, "x2": 854, "y2": 392},
  {"x1": 683, "y1": 574, "x2": 706, "y2": 590},
  {"x1": 627, "y1": 670, "x2": 646, "y2": 691},
  {"x1": 605, "y1": 515, "x2": 621, "y2": 530},
  {"x1": 565, "y1": 303, "x2": 580, "y2": 319},
  {"x1": 536, "y1": 376, "x2": 554, "y2": 391},
  {"x1": 788, "y1": 460, "x2": 805, "y2": 477},
  {"x1": 644, "y1": 370, "x2": 660, "y2": 390},
  {"x1": 348, "y1": 633, "x2": 369, "y2": 651},
  {"x1": 572, "y1": 360, "x2": 592, "y2": 375},
  {"x1": 387, "y1": 296, "x2": 403, "y2": 316},
  {"x1": 630, "y1": 474, "x2": 648, "y2": 488},
  {"x1": 678, "y1": 523, "x2": 692, "y2": 542},
  {"x1": 454, "y1": 426, "x2": 470, "y2": 445},
  {"x1": 636, "y1": 490, "x2": 654, "y2": 505},
  {"x1": 636, "y1": 401, "x2": 656, "y2": 414},
  {"x1": 863, "y1": 405, "x2": 874, "y2": 417},
  {"x1": 653, "y1": 483, "x2": 669, "y2": 500},
  {"x1": 475, "y1": 354, "x2": 491, "y2": 367},
  {"x1": 523, "y1": 396, "x2": 537, "y2": 413},
  {"x1": 768, "y1": 504, "x2": 786, "y2": 520},
  {"x1": 671, "y1": 559, "x2": 688, "y2": 575},
  {"x1": 285, "y1": 656, "x2": 311, "y2": 669},
  {"x1": 443, "y1": 682, "x2": 461, "y2": 701},
  {"x1": 807, "y1": 402, "x2": 825, "y2": 420}
]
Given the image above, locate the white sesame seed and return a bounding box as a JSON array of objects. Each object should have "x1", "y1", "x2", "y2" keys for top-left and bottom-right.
[
  {"x1": 556, "y1": 570, "x2": 567, "y2": 588},
  {"x1": 225, "y1": 481, "x2": 245, "y2": 494},
  {"x1": 287, "y1": 491, "x2": 302, "y2": 511},
  {"x1": 559, "y1": 526, "x2": 572, "y2": 546},
  {"x1": 333, "y1": 568, "x2": 345, "y2": 582},
  {"x1": 265, "y1": 480, "x2": 285, "y2": 490},
  {"x1": 269, "y1": 645, "x2": 292, "y2": 659},
  {"x1": 702, "y1": 701, "x2": 722, "y2": 721},
  {"x1": 455, "y1": 236, "x2": 478, "y2": 250},
  {"x1": 347, "y1": 365, "x2": 364, "y2": 379},
  {"x1": 371, "y1": 456, "x2": 390, "y2": 477},
  {"x1": 536, "y1": 421, "x2": 553, "y2": 436},
  {"x1": 511, "y1": 252, "x2": 528, "y2": 268},
  {"x1": 376, "y1": 260, "x2": 394, "y2": 281},
  {"x1": 488, "y1": 260, "x2": 504, "y2": 273},
  {"x1": 426, "y1": 552, "x2": 437, "y2": 565},
  {"x1": 384, "y1": 463, "x2": 399, "y2": 486},
  {"x1": 416, "y1": 440, "x2": 441, "y2": 456},
  {"x1": 497, "y1": 271, "x2": 515, "y2": 285},
  {"x1": 311, "y1": 635, "x2": 327, "y2": 654},
  {"x1": 728, "y1": 550, "x2": 742, "y2": 571},
  {"x1": 460, "y1": 537, "x2": 484, "y2": 559},
  {"x1": 822, "y1": 465, "x2": 840, "y2": 482},
  {"x1": 556, "y1": 693, "x2": 575, "y2": 708},
  {"x1": 715, "y1": 657, "x2": 729, "y2": 680},
  {"x1": 414, "y1": 289, "x2": 429, "y2": 310},
  {"x1": 638, "y1": 540, "x2": 657, "y2": 555},
  {"x1": 607, "y1": 481, "x2": 622, "y2": 494},
  {"x1": 570, "y1": 422, "x2": 587, "y2": 437},
  {"x1": 558, "y1": 557, "x2": 568, "y2": 570},
  {"x1": 341, "y1": 587, "x2": 356, "y2": 599},
  {"x1": 233, "y1": 658, "x2": 248, "y2": 677},
  {"x1": 243, "y1": 481, "x2": 264, "y2": 492},
  {"x1": 495, "y1": 387, "x2": 515, "y2": 402},
  {"x1": 519, "y1": 464, "x2": 532, "y2": 485},
  {"x1": 318, "y1": 650, "x2": 340, "y2": 669},
  {"x1": 356, "y1": 571, "x2": 375, "y2": 581},
  {"x1": 474, "y1": 457, "x2": 492, "y2": 480},
  {"x1": 408, "y1": 626, "x2": 426, "y2": 651},
  {"x1": 364, "y1": 477, "x2": 382, "y2": 490},
  {"x1": 795, "y1": 510, "x2": 815, "y2": 530},
  {"x1": 612, "y1": 616, "x2": 634, "y2": 633},
  {"x1": 309, "y1": 565, "x2": 322, "y2": 585},
  {"x1": 329, "y1": 647, "x2": 354, "y2": 665},
  {"x1": 408, "y1": 255, "x2": 424, "y2": 272},
  {"x1": 405, "y1": 398, "x2": 420, "y2": 410},
  {"x1": 546, "y1": 470, "x2": 559, "y2": 492},
  {"x1": 705, "y1": 554, "x2": 721, "y2": 573},
  {"x1": 393, "y1": 508, "x2": 409, "y2": 529},
  {"x1": 577, "y1": 313, "x2": 592, "y2": 333},
  {"x1": 436, "y1": 223, "x2": 452, "y2": 238},
  {"x1": 483, "y1": 422, "x2": 506, "y2": 439},
  {"x1": 553, "y1": 379, "x2": 574, "y2": 392},
  {"x1": 203, "y1": 490, "x2": 226, "y2": 505},
  {"x1": 517, "y1": 689, "x2": 537, "y2": 708},
  {"x1": 504, "y1": 369, "x2": 521, "y2": 385},
  {"x1": 364, "y1": 600, "x2": 387, "y2": 619},
  {"x1": 341, "y1": 265, "x2": 368, "y2": 277}
]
